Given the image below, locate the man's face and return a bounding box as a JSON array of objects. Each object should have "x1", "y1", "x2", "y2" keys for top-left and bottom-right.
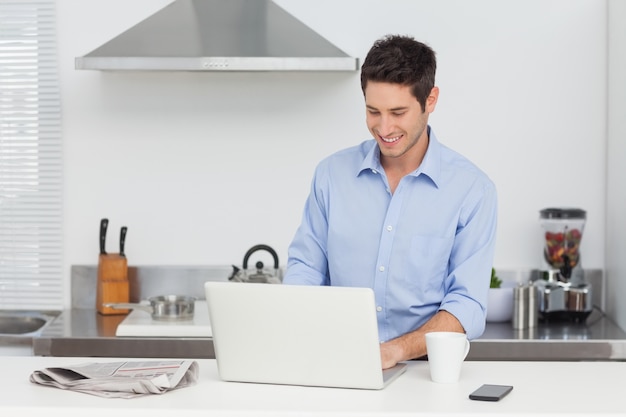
[{"x1": 364, "y1": 81, "x2": 438, "y2": 166}]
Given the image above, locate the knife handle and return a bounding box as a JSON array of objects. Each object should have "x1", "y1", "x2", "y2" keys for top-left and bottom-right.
[
  {"x1": 120, "y1": 226, "x2": 127, "y2": 257},
  {"x1": 99, "y1": 218, "x2": 108, "y2": 255}
]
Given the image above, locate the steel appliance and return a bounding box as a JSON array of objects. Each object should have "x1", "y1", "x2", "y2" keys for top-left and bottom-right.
[
  {"x1": 75, "y1": 0, "x2": 358, "y2": 72},
  {"x1": 535, "y1": 208, "x2": 592, "y2": 322},
  {"x1": 228, "y1": 244, "x2": 281, "y2": 284}
]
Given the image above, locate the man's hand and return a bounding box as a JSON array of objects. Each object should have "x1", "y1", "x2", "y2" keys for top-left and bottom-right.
[
  {"x1": 379, "y1": 310, "x2": 465, "y2": 369},
  {"x1": 380, "y1": 340, "x2": 405, "y2": 369}
]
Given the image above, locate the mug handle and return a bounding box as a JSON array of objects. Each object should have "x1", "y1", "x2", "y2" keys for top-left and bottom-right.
[{"x1": 463, "y1": 339, "x2": 471, "y2": 360}]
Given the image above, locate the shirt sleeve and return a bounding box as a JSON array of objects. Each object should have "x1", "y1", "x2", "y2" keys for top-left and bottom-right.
[
  {"x1": 438, "y1": 178, "x2": 498, "y2": 340},
  {"x1": 283, "y1": 164, "x2": 331, "y2": 286}
]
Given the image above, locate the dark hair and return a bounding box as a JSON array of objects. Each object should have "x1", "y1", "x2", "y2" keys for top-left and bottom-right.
[{"x1": 360, "y1": 35, "x2": 437, "y2": 111}]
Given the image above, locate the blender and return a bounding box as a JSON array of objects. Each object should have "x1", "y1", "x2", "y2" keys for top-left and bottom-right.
[{"x1": 536, "y1": 208, "x2": 592, "y2": 322}]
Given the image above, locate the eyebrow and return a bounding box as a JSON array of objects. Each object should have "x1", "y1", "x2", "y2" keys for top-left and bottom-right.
[{"x1": 366, "y1": 105, "x2": 409, "y2": 112}]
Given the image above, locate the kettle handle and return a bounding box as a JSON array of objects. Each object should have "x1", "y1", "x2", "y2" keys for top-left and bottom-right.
[{"x1": 243, "y1": 244, "x2": 279, "y2": 271}]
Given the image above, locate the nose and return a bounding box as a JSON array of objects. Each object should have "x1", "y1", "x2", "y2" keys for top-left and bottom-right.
[{"x1": 378, "y1": 114, "x2": 394, "y2": 136}]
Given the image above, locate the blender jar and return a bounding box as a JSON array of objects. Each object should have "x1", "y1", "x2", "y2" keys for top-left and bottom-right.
[{"x1": 539, "y1": 208, "x2": 586, "y2": 280}]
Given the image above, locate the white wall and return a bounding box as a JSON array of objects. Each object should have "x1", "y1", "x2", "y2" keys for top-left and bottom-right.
[
  {"x1": 57, "y1": 1, "x2": 608, "y2": 307},
  {"x1": 607, "y1": 0, "x2": 626, "y2": 329}
]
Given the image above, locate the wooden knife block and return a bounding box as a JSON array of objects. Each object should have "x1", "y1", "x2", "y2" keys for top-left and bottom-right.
[{"x1": 96, "y1": 253, "x2": 129, "y2": 315}]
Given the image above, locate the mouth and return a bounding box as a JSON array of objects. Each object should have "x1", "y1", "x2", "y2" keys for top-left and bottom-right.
[{"x1": 379, "y1": 134, "x2": 401, "y2": 144}]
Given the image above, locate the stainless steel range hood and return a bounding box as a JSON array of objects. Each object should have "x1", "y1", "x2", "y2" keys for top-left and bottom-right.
[{"x1": 75, "y1": 0, "x2": 358, "y2": 72}]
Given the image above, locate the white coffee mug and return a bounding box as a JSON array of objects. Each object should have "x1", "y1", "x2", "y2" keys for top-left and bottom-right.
[{"x1": 425, "y1": 331, "x2": 470, "y2": 383}]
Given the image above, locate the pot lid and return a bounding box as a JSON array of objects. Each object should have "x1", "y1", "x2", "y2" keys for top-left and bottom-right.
[{"x1": 539, "y1": 208, "x2": 586, "y2": 219}]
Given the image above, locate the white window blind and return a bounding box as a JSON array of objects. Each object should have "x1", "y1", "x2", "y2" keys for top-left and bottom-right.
[{"x1": 0, "y1": 0, "x2": 62, "y2": 310}]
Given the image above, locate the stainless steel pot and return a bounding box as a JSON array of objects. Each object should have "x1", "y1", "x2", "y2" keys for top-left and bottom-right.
[{"x1": 104, "y1": 295, "x2": 196, "y2": 321}]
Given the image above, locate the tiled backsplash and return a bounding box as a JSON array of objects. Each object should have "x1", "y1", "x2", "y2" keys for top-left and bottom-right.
[{"x1": 71, "y1": 265, "x2": 604, "y2": 312}]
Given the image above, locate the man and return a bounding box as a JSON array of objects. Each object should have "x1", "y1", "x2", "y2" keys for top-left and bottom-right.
[{"x1": 283, "y1": 34, "x2": 497, "y2": 369}]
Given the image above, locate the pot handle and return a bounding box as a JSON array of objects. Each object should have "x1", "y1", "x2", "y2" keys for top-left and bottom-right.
[
  {"x1": 242, "y1": 244, "x2": 279, "y2": 270},
  {"x1": 103, "y1": 302, "x2": 153, "y2": 313}
]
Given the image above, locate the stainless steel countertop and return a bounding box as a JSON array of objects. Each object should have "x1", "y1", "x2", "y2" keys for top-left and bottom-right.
[
  {"x1": 471, "y1": 308, "x2": 626, "y2": 360},
  {"x1": 31, "y1": 307, "x2": 626, "y2": 361}
]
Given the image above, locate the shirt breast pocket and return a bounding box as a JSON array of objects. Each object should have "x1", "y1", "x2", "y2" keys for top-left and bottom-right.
[{"x1": 407, "y1": 234, "x2": 454, "y2": 294}]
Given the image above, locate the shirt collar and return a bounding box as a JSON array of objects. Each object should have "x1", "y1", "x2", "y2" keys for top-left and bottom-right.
[{"x1": 358, "y1": 126, "x2": 442, "y2": 188}]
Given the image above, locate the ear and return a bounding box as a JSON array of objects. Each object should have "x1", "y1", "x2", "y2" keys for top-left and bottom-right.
[{"x1": 425, "y1": 86, "x2": 439, "y2": 113}]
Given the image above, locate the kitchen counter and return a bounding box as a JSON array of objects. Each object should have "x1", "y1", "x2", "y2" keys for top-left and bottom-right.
[
  {"x1": 3, "y1": 356, "x2": 625, "y2": 416},
  {"x1": 31, "y1": 306, "x2": 626, "y2": 360},
  {"x1": 44, "y1": 265, "x2": 625, "y2": 360},
  {"x1": 32, "y1": 308, "x2": 215, "y2": 358}
]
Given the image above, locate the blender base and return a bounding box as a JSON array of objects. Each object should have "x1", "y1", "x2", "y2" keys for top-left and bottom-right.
[{"x1": 539, "y1": 310, "x2": 592, "y2": 324}]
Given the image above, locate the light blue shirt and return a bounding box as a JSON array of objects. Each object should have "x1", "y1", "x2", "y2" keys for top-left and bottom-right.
[{"x1": 283, "y1": 128, "x2": 498, "y2": 342}]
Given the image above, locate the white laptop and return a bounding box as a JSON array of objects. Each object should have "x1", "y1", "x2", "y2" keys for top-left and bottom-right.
[{"x1": 204, "y1": 281, "x2": 407, "y2": 390}]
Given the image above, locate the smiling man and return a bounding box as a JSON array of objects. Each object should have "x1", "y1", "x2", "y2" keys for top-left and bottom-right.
[{"x1": 283, "y1": 34, "x2": 498, "y2": 369}]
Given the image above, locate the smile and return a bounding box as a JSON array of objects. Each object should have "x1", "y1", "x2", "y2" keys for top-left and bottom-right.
[{"x1": 381, "y1": 135, "x2": 401, "y2": 143}]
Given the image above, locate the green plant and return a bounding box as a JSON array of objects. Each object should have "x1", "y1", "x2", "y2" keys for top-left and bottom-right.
[{"x1": 490, "y1": 267, "x2": 502, "y2": 289}]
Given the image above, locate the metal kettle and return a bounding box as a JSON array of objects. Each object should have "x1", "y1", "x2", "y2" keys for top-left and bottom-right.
[{"x1": 228, "y1": 244, "x2": 281, "y2": 284}]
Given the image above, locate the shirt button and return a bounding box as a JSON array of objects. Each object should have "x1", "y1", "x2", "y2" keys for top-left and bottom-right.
[
  {"x1": 386, "y1": 225, "x2": 393, "y2": 231},
  {"x1": 371, "y1": 169, "x2": 378, "y2": 174},
  {"x1": 376, "y1": 306, "x2": 382, "y2": 312},
  {"x1": 379, "y1": 266, "x2": 385, "y2": 272}
]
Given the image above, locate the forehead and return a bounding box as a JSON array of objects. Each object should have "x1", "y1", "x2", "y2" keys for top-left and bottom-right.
[{"x1": 364, "y1": 81, "x2": 417, "y2": 108}]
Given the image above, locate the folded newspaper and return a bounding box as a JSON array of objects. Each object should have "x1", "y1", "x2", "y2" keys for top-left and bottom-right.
[{"x1": 30, "y1": 360, "x2": 199, "y2": 399}]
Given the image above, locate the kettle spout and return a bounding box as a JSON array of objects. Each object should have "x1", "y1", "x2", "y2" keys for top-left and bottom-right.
[{"x1": 228, "y1": 265, "x2": 242, "y2": 281}]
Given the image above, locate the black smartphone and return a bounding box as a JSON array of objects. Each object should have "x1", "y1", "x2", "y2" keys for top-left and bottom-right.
[{"x1": 469, "y1": 384, "x2": 513, "y2": 401}]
